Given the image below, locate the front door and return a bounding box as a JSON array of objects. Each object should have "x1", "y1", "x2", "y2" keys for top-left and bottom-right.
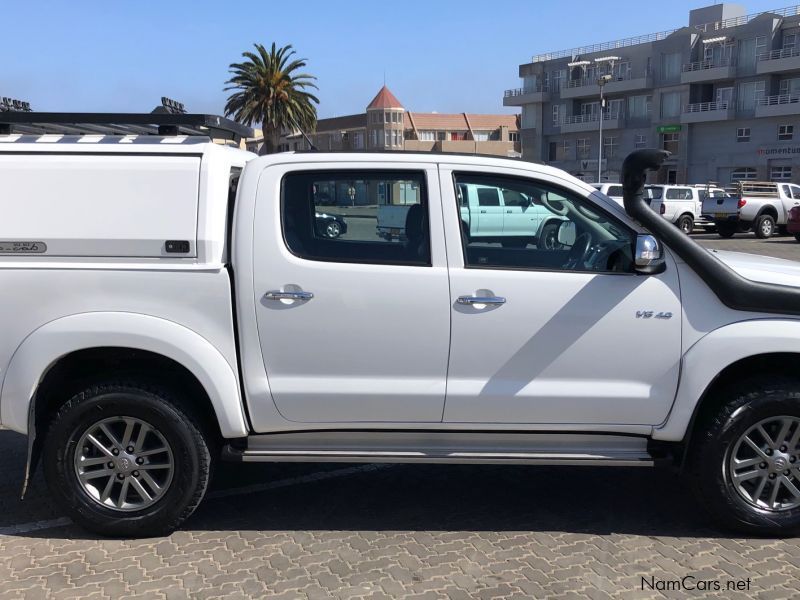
[
  {"x1": 439, "y1": 166, "x2": 683, "y2": 425},
  {"x1": 252, "y1": 163, "x2": 451, "y2": 424}
]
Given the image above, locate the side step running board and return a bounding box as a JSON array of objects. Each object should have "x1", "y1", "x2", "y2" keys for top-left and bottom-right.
[{"x1": 222, "y1": 431, "x2": 662, "y2": 467}]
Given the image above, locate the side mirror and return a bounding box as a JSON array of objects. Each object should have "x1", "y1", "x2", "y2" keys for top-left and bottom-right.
[
  {"x1": 557, "y1": 221, "x2": 576, "y2": 246},
  {"x1": 635, "y1": 234, "x2": 666, "y2": 274}
]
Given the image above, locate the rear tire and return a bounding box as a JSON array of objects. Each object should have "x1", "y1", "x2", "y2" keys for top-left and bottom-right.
[
  {"x1": 716, "y1": 223, "x2": 737, "y2": 238},
  {"x1": 755, "y1": 214, "x2": 776, "y2": 239},
  {"x1": 688, "y1": 377, "x2": 800, "y2": 536},
  {"x1": 43, "y1": 381, "x2": 212, "y2": 537}
]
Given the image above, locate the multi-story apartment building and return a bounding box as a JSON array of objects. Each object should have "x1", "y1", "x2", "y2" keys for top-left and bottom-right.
[
  {"x1": 249, "y1": 85, "x2": 520, "y2": 157},
  {"x1": 504, "y1": 3, "x2": 800, "y2": 184}
]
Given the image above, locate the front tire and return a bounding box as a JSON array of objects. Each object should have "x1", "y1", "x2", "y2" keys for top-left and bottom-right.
[
  {"x1": 689, "y1": 377, "x2": 800, "y2": 536},
  {"x1": 43, "y1": 381, "x2": 212, "y2": 537},
  {"x1": 677, "y1": 214, "x2": 694, "y2": 235}
]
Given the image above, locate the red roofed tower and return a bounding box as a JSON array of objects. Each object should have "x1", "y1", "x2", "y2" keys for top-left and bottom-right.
[{"x1": 366, "y1": 85, "x2": 405, "y2": 150}]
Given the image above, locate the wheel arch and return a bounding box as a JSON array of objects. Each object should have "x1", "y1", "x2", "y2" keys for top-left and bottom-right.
[
  {"x1": 0, "y1": 312, "x2": 248, "y2": 439},
  {"x1": 757, "y1": 205, "x2": 779, "y2": 220},
  {"x1": 654, "y1": 319, "x2": 800, "y2": 446}
]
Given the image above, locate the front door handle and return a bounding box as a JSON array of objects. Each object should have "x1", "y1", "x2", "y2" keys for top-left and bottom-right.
[
  {"x1": 264, "y1": 290, "x2": 314, "y2": 301},
  {"x1": 456, "y1": 295, "x2": 506, "y2": 305}
]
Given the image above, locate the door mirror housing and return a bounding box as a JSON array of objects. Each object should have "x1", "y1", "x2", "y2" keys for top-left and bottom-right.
[
  {"x1": 556, "y1": 221, "x2": 576, "y2": 247},
  {"x1": 634, "y1": 234, "x2": 666, "y2": 274}
]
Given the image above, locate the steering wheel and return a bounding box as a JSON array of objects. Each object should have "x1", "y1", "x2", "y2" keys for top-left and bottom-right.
[{"x1": 564, "y1": 232, "x2": 592, "y2": 270}]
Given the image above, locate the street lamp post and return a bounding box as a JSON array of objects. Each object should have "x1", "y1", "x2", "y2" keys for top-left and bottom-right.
[{"x1": 594, "y1": 56, "x2": 619, "y2": 183}]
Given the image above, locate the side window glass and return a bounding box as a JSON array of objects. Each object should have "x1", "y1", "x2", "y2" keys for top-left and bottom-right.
[
  {"x1": 607, "y1": 185, "x2": 623, "y2": 197},
  {"x1": 477, "y1": 187, "x2": 501, "y2": 206},
  {"x1": 454, "y1": 173, "x2": 636, "y2": 273},
  {"x1": 790, "y1": 185, "x2": 800, "y2": 200},
  {"x1": 282, "y1": 170, "x2": 430, "y2": 266},
  {"x1": 501, "y1": 189, "x2": 529, "y2": 207}
]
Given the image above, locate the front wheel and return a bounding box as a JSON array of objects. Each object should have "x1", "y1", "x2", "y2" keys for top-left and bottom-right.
[
  {"x1": 43, "y1": 381, "x2": 212, "y2": 537},
  {"x1": 689, "y1": 377, "x2": 800, "y2": 535},
  {"x1": 539, "y1": 221, "x2": 562, "y2": 250},
  {"x1": 676, "y1": 214, "x2": 694, "y2": 235}
]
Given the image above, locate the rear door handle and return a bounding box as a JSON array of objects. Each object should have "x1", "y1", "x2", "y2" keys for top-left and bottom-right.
[
  {"x1": 456, "y1": 295, "x2": 506, "y2": 305},
  {"x1": 264, "y1": 290, "x2": 314, "y2": 301}
]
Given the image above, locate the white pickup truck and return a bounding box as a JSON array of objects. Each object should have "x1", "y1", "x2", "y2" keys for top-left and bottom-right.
[
  {"x1": 3, "y1": 117, "x2": 800, "y2": 537},
  {"x1": 647, "y1": 184, "x2": 728, "y2": 234},
  {"x1": 705, "y1": 181, "x2": 800, "y2": 239}
]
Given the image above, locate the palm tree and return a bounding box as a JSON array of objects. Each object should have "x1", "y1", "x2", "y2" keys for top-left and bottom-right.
[{"x1": 224, "y1": 43, "x2": 319, "y2": 154}]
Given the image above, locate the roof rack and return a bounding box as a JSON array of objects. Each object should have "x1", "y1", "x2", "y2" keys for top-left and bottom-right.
[{"x1": 0, "y1": 112, "x2": 254, "y2": 143}]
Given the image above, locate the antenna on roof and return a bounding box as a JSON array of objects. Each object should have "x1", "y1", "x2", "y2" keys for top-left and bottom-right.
[{"x1": 288, "y1": 115, "x2": 317, "y2": 152}]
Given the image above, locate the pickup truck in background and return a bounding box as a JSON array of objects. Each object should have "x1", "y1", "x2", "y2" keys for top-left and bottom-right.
[
  {"x1": 590, "y1": 183, "x2": 625, "y2": 207},
  {"x1": 707, "y1": 181, "x2": 800, "y2": 238},
  {"x1": 647, "y1": 184, "x2": 727, "y2": 234},
  {"x1": 4, "y1": 115, "x2": 800, "y2": 539}
]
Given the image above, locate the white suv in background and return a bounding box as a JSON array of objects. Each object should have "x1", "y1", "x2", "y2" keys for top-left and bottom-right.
[
  {"x1": 647, "y1": 184, "x2": 727, "y2": 234},
  {"x1": 590, "y1": 183, "x2": 624, "y2": 207}
]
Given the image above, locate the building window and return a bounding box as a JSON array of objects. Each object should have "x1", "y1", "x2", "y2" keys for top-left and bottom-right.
[
  {"x1": 352, "y1": 131, "x2": 364, "y2": 149},
  {"x1": 509, "y1": 132, "x2": 519, "y2": 142},
  {"x1": 662, "y1": 132, "x2": 680, "y2": 155},
  {"x1": 737, "y1": 127, "x2": 751, "y2": 142},
  {"x1": 577, "y1": 138, "x2": 590, "y2": 158},
  {"x1": 451, "y1": 131, "x2": 465, "y2": 141},
  {"x1": 737, "y1": 80, "x2": 766, "y2": 111},
  {"x1": 660, "y1": 91, "x2": 681, "y2": 118},
  {"x1": 370, "y1": 130, "x2": 378, "y2": 147},
  {"x1": 552, "y1": 69, "x2": 565, "y2": 90},
  {"x1": 418, "y1": 131, "x2": 435, "y2": 141},
  {"x1": 603, "y1": 135, "x2": 619, "y2": 158},
  {"x1": 661, "y1": 52, "x2": 681, "y2": 81},
  {"x1": 557, "y1": 139, "x2": 572, "y2": 160},
  {"x1": 771, "y1": 166, "x2": 793, "y2": 181},
  {"x1": 552, "y1": 104, "x2": 561, "y2": 126},
  {"x1": 634, "y1": 134, "x2": 647, "y2": 149},
  {"x1": 779, "y1": 124, "x2": 794, "y2": 141},
  {"x1": 779, "y1": 77, "x2": 800, "y2": 96},
  {"x1": 628, "y1": 95, "x2": 652, "y2": 120},
  {"x1": 784, "y1": 33, "x2": 797, "y2": 51},
  {"x1": 738, "y1": 36, "x2": 767, "y2": 70},
  {"x1": 731, "y1": 167, "x2": 757, "y2": 181},
  {"x1": 473, "y1": 131, "x2": 490, "y2": 141}
]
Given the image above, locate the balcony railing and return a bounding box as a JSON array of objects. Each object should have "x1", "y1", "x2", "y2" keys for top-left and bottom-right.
[
  {"x1": 759, "y1": 47, "x2": 800, "y2": 61},
  {"x1": 758, "y1": 93, "x2": 800, "y2": 106},
  {"x1": 530, "y1": 5, "x2": 800, "y2": 63},
  {"x1": 685, "y1": 101, "x2": 730, "y2": 113},
  {"x1": 564, "y1": 71, "x2": 649, "y2": 89},
  {"x1": 562, "y1": 111, "x2": 622, "y2": 124},
  {"x1": 682, "y1": 57, "x2": 736, "y2": 72},
  {"x1": 504, "y1": 85, "x2": 548, "y2": 97}
]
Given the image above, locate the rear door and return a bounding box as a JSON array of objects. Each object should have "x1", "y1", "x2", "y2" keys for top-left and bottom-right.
[
  {"x1": 500, "y1": 187, "x2": 539, "y2": 238},
  {"x1": 251, "y1": 162, "x2": 451, "y2": 424}
]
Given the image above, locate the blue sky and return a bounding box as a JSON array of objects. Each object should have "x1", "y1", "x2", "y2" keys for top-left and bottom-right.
[{"x1": 2, "y1": 1, "x2": 786, "y2": 120}]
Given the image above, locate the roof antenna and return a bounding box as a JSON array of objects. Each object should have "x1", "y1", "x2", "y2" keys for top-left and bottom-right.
[{"x1": 288, "y1": 115, "x2": 317, "y2": 152}]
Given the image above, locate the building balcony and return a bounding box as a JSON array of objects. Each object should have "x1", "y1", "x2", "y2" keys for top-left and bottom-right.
[
  {"x1": 757, "y1": 48, "x2": 800, "y2": 74},
  {"x1": 560, "y1": 111, "x2": 625, "y2": 133},
  {"x1": 755, "y1": 93, "x2": 800, "y2": 118},
  {"x1": 503, "y1": 86, "x2": 550, "y2": 106},
  {"x1": 680, "y1": 59, "x2": 736, "y2": 84},
  {"x1": 559, "y1": 72, "x2": 652, "y2": 99},
  {"x1": 680, "y1": 101, "x2": 735, "y2": 123}
]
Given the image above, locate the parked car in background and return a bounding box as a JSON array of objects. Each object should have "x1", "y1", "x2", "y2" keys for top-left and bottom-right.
[
  {"x1": 590, "y1": 183, "x2": 624, "y2": 207},
  {"x1": 788, "y1": 205, "x2": 800, "y2": 242},
  {"x1": 709, "y1": 181, "x2": 800, "y2": 239},
  {"x1": 314, "y1": 212, "x2": 347, "y2": 239},
  {"x1": 647, "y1": 184, "x2": 726, "y2": 234}
]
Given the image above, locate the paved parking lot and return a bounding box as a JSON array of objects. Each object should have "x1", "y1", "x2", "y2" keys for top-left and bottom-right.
[
  {"x1": 1, "y1": 234, "x2": 799, "y2": 599},
  {"x1": 694, "y1": 231, "x2": 800, "y2": 262}
]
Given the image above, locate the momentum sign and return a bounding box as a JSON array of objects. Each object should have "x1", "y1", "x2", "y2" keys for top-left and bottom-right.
[
  {"x1": 757, "y1": 145, "x2": 800, "y2": 157},
  {"x1": 657, "y1": 124, "x2": 682, "y2": 133}
]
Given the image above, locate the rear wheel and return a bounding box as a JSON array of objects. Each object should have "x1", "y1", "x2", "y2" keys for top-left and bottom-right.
[
  {"x1": 689, "y1": 377, "x2": 800, "y2": 535},
  {"x1": 43, "y1": 381, "x2": 212, "y2": 537},
  {"x1": 716, "y1": 222, "x2": 737, "y2": 238},
  {"x1": 677, "y1": 214, "x2": 694, "y2": 235},
  {"x1": 755, "y1": 214, "x2": 776, "y2": 239},
  {"x1": 540, "y1": 221, "x2": 562, "y2": 250}
]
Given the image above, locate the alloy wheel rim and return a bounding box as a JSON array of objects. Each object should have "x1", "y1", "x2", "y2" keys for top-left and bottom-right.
[
  {"x1": 728, "y1": 416, "x2": 800, "y2": 512},
  {"x1": 73, "y1": 416, "x2": 175, "y2": 512},
  {"x1": 326, "y1": 222, "x2": 340, "y2": 237},
  {"x1": 762, "y1": 221, "x2": 773, "y2": 236}
]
